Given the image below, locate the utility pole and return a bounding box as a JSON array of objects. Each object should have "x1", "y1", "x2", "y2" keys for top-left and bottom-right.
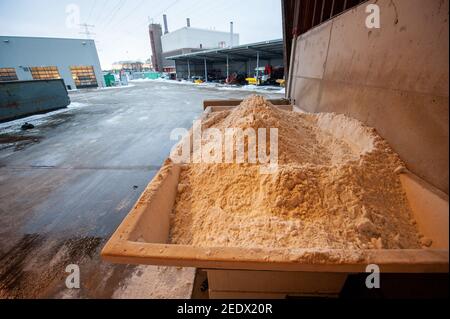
[{"x1": 79, "y1": 23, "x2": 96, "y2": 39}]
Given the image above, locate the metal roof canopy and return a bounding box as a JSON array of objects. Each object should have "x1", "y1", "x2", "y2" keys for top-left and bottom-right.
[{"x1": 166, "y1": 39, "x2": 284, "y2": 63}]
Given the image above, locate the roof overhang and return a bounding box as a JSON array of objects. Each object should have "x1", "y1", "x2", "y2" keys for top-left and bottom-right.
[{"x1": 166, "y1": 39, "x2": 284, "y2": 63}]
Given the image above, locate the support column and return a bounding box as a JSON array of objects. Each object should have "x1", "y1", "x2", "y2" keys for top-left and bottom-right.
[
  {"x1": 256, "y1": 51, "x2": 260, "y2": 80},
  {"x1": 226, "y1": 55, "x2": 229, "y2": 83},
  {"x1": 204, "y1": 58, "x2": 208, "y2": 82},
  {"x1": 187, "y1": 59, "x2": 191, "y2": 80}
]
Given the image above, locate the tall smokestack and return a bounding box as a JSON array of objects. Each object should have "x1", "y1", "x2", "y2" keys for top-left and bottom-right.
[
  {"x1": 230, "y1": 21, "x2": 234, "y2": 47},
  {"x1": 186, "y1": 18, "x2": 191, "y2": 27},
  {"x1": 163, "y1": 14, "x2": 169, "y2": 34}
]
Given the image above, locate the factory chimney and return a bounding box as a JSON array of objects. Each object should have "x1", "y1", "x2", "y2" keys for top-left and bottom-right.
[
  {"x1": 229, "y1": 22, "x2": 234, "y2": 47},
  {"x1": 163, "y1": 14, "x2": 169, "y2": 34},
  {"x1": 186, "y1": 18, "x2": 191, "y2": 27}
]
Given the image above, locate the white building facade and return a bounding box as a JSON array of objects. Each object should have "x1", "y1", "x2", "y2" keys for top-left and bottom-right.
[
  {"x1": 161, "y1": 27, "x2": 240, "y2": 53},
  {"x1": 0, "y1": 36, "x2": 104, "y2": 90}
]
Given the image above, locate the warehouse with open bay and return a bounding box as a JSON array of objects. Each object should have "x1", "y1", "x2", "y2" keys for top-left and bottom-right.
[{"x1": 0, "y1": 36, "x2": 105, "y2": 90}]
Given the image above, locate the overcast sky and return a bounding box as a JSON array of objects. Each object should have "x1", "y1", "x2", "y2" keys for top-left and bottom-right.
[{"x1": 0, "y1": 0, "x2": 283, "y2": 69}]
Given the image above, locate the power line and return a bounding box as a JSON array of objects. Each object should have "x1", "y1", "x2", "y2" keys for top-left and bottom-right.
[
  {"x1": 181, "y1": 0, "x2": 209, "y2": 20},
  {"x1": 101, "y1": 0, "x2": 180, "y2": 39},
  {"x1": 185, "y1": 0, "x2": 234, "y2": 26},
  {"x1": 86, "y1": 0, "x2": 98, "y2": 24},
  {"x1": 101, "y1": 0, "x2": 127, "y2": 30},
  {"x1": 79, "y1": 23, "x2": 96, "y2": 39},
  {"x1": 90, "y1": 0, "x2": 109, "y2": 25},
  {"x1": 96, "y1": 0, "x2": 122, "y2": 29},
  {"x1": 107, "y1": 0, "x2": 147, "y2": 32},
  {"x1": 137, "y1": 0, "x2": 181, "y2": 28}
]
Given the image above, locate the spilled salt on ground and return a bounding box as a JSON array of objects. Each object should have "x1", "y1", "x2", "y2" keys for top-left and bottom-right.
[{"x1": 169, "y1": 96, "x2": 423, "y2": 250}]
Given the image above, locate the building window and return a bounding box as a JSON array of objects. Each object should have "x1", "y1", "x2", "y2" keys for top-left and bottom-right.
[
  {"x1": 0, "y1": 68, "x2": 19, "y2": 81},
  {"x1": 30, "y1": 66, "x2": 61, "y2": 80},
  {"x1": 70, "y1": 66, "x2": 98, "y2": 88}
]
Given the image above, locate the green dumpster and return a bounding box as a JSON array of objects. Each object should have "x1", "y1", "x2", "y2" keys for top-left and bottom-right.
[
  {"x1": 144, "y1": 72, "x2": 161, "y2": 80},
  {"x1": 104, "y1": 73, "x2": 115, "y2": 87}
]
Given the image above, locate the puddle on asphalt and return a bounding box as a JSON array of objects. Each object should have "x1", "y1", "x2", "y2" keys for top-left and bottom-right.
[
  {"x1": 0, "y1": 112, "x2": 78, "y2": 153},
  {"x1": 0, "y1": 135, "x2": 43, "y2": 152}
]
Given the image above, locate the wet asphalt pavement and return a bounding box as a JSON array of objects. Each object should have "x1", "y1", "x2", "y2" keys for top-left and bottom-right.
[{"x1": 0, "y1": 81, "x2": 282, "y2": 298}]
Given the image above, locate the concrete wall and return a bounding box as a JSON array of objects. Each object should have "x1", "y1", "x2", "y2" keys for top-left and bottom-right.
[
  {"x1": 0, "y1": 36, "x2": 105, "y2": 89},
  {"x1": 289, "y1": 0, "x2": 449, "y2": 193},
  {"x1": 162, "y1": 48, "x2": 206, "y2": 69},
  {"x1": 161, "y1": 27, "x2": 240, "y2": 52}
]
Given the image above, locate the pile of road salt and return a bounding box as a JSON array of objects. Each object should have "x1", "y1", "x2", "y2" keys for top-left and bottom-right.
[{"x1": 169, "y1": 96, "x2": 424, "y2": 250}]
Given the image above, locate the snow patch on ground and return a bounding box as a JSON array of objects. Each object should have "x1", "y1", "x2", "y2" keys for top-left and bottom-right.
[
  {"x1": 67, "y1": 84, "x2": 135, "y2": 93},
  {"x1": 217, "y1": 84, "x2": 286, "y2": 95},
  {"x1": 0, "y1": 102, "x2": 88, "y2": 133},
  {"x1": 112, "y1": 265, "x2": 195, "y2": 299},
  {"x1": 130, "y1": 78, "x2": 285, "y2": 94},
  {"x1": 99, "y1": 84, "x2": 136, "y2": 90}
]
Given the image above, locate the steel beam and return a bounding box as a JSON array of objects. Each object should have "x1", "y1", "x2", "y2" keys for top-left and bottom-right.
[
  {"x1": 187, "y1": 59, "x2": 191, "y2": 79},
  {"x1": 256, "y1": 51, "x2": 260, "y2": 79},
  {"x1": 204, "y1": 58, "x2": 208, "y2": 82},
  {"x1": 226, "y1": 55, "x2": 229, "y2": 81}
]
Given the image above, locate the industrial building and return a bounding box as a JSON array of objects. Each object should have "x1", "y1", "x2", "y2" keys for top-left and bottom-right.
[
  {"x1": 0, "y1": 36, "x2": 105, "y2": 90},
  {"x1": 111, "y1": 60, "x2": 145, "y2": 72},
  {"x1": 148, "y1": 23, "x2": 164, "y2": 72},
  {"x1": 161, "y1": 25, "x2": 240, "y2": 52},
  {"x1": 167, "y1": 39, "x2": 284, "y2": 82},
  {"x1": 149, "y1": 15, "x2": 240, "y2": 73}
]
